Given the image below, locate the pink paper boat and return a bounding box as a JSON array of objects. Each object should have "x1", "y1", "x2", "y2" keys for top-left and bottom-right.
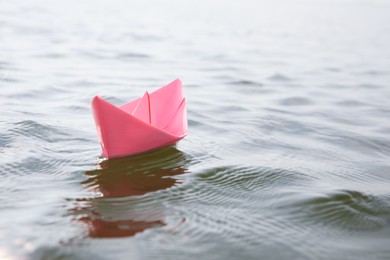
[{"x1": 91, "y1": 79, "x2": 188, "y2": 159}]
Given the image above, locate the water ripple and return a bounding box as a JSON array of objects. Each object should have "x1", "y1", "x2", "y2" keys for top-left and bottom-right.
[
  {"x1": 9, "y1": 120, "x2": 71, "y2": 142},
  {"x1": 292, "y1": 189, "x2": 390, "y2": 231},
  {"x1": 1, "y1": 0, "x2": 390, "y2": 258}
]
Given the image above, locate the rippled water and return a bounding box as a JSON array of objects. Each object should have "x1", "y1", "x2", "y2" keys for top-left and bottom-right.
[{"x1": 1, "y1": 0, "x2": 390, "y2": 259}]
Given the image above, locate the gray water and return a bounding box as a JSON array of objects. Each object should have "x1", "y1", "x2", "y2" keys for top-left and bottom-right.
[{"x1": 1, "y1": 0, "x2": 390, "y2": 259}]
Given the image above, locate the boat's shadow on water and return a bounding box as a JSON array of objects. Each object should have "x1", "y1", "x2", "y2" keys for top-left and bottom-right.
[{"x1": 73, "y1": 146, "x2": 190, "y2": 238}]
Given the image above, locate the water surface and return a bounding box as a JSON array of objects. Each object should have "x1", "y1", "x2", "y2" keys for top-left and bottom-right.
[{"x1": 1, "y1": 0, "x2": 390, "y2": 259}]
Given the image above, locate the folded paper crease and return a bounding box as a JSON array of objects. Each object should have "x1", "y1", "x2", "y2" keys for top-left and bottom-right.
[{"x1": 92, "y1": 79, "x2": 187, "y2": 159}]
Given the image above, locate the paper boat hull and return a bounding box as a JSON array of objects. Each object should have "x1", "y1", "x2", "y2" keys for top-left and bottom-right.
[{"x1": 92, "y1": 79, "x2": 187, "y2": 159}]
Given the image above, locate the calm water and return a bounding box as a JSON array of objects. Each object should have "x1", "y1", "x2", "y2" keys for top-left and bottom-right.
[{"x1": 1, "y1": 0, "x2": 390, "y2": 259}]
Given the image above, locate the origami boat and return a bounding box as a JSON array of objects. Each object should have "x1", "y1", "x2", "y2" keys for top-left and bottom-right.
[{"x1": 92, "y1": 79, "x2": 187, "y2": 159}]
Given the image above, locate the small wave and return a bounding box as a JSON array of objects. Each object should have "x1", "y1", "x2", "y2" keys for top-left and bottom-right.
[
  {"x1": 292, "y1": 189, "x2": 390, "y2": 231},
  {"x1": 78, "y1": 50, "x2": 150, "y2": 60},
  {"x1": 267, "y1": 73, "x2": 293, "y2": 81},
  {"x1": 9, "y1": 120, "x2": 70, "y2": 142},
  {"x1": 0, "y1": 132, "x2": 13, "y2": 150},
  {"x1": 319, "y1": 130, "x2": 390, "y2": 159},
  {"x1": 1, "y1": 119, "x2": 94, "y2": 178},
  {"x1": 227, "y1": 79, "x2": 263, "y2": 87},
  {"x1": 333, "y1": 99, "x2": 368, "y2": 107},
  {"x1": 279, "y1": 97, "x2": 313, "y2": 106}
]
